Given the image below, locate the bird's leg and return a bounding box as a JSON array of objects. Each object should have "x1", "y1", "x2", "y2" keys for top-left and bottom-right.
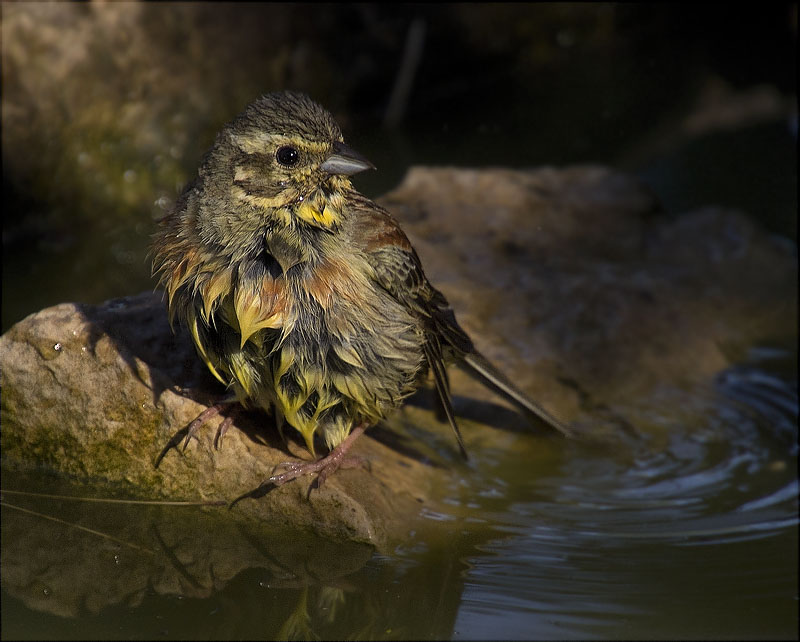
[
  {"x1": 155, "y1": 397, "x2": 239, "y2": 468},
  {"x1": 182, "y1": 401, "x2": 236, "y2": 450},
  {"x1": 268, "y1": 423, "x2": 369, "y2": 490},
  {"x1": 214, "y1": 413, "x2": 236, "y2": 450}
]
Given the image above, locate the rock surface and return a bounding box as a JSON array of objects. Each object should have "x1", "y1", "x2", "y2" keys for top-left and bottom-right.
[
  {"x1": 2, "y1": 166, "x2": 796, "y2": 555},
  {"x1": 0, "y1": 289, "x2": 445, "y2": 550}
]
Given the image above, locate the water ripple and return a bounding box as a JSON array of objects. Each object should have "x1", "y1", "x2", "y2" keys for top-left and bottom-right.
[{"x1": 454, "y1": 346, "x2": 798, "y2": 639}]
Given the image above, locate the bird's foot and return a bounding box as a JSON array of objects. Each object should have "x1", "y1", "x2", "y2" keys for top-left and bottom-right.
[
  {"x1": 229, "y1": 424, "x2": 369, "y2": 506},
  {"x1": 269, "y1": 450, "x2": 368, "y2": 491},
  {"x1": 181, "y1": 402, "x2": 236, "y2": 451},
  {"x1": 155, "y1": 398, "x2": 238, "y2": 468}
]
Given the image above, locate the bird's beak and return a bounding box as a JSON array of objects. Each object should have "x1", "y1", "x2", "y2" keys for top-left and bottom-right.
[{"x1": 320, "y1": 140, "x2": 375, "y2": 176}]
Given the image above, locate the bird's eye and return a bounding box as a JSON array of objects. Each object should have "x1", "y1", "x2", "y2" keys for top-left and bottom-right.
[{"x1": 275, "y1": 146, "x2": 300, "y2": 167}]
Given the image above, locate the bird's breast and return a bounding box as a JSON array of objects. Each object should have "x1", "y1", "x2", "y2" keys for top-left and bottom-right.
[
  {"x1": 230, "y1": 252, "x2": 373, "y2": 346},
  {"x1": 299, "y1": 255, "x2": 372, "y2": 311}
]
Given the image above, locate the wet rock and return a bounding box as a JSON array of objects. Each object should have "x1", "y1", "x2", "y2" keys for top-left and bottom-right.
[
  {"x1": 0, "y1": 290, "x2": 443, "y2": 550},
  {"x1": 1, "y1": 165, "x2": 796, "y2": 555}
]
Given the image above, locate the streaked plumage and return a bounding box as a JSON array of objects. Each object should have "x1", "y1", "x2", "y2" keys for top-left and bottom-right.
[{"x1": 152, "y1": 91, "x2": 570, "y2": 487}]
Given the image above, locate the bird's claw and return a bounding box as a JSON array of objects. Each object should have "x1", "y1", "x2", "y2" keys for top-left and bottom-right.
[
  {"x1": 269, "y1": 460, "x2": 307, "y2": 477},
  {"x1": 155, "y1": 401, "x2": 237, "y2": 468},
  {"x1": 214, "y1": 416, "x2": 234, "y2": 450}
]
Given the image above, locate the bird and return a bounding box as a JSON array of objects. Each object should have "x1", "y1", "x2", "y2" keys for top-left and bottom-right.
[{"x1": 151, "y1": 90, "x2": 572, "y2": 491}]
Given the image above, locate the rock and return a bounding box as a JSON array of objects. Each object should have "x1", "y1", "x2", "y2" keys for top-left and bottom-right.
[
  {"x1": 0, "y1": 290, "x2": 447, "y2": 550},
  {"x1": 1, "y1": 166, "x2": 796, "y2": 558},
  {"x1": 386, "y1": 166, "x2": 796, "y2": 429}
]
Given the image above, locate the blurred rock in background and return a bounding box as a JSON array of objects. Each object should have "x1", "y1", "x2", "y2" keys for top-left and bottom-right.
[{"x1": 2, "y1": 3, "x2": 796, "y2": 330}]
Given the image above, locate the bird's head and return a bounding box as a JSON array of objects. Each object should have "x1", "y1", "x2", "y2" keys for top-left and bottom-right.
[{"x1": 205, "y1": 91, "x2": 374, "y2": 232}]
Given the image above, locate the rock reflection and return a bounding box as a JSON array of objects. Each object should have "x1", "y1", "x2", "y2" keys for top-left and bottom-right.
[
  {"x1": 0, "y1": 477, "x2": 475, "y2": 639},
  {"x1": 0, "y1": 489, "x2": 373, "y2": 620}
]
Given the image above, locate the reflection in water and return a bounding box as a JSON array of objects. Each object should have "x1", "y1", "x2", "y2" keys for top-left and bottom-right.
[{"x1": 1, "y1": 347, "x2": 797, "y2": 639}]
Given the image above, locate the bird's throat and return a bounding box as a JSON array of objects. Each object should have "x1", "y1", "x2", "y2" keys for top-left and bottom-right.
[{"x1": 293, "y1": 186, "x2": 346, "y2": 229}]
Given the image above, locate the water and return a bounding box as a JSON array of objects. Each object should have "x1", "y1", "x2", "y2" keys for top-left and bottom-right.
[
  {"x1": 2, "y1": 6, "x2": 796, "y2": 637},
  {"x1": 452, "y1": 350, "x2": 797, "y2": 639},
  {"x1": 2, "y1": 346, "x2": 796, "y2": 639}
]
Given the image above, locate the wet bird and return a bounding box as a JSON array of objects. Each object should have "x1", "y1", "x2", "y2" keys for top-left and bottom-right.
[{"x1": 152, "y1": 91, "x2": 571, "y2": 490}]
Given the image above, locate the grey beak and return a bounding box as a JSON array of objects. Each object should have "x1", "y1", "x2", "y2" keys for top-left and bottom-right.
[{"x1": 320, "y1": 140, "x2": 375, "y2": 176}]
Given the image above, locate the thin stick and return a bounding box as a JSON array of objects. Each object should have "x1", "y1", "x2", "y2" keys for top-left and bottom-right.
[
  {"x1": 0, "y1": 501, "x2": 156, "y2": 555},
  {"x1": 384, "y1": 17, "x2": 427, "y2": 129},
  {"x1": 1, "y1": 489, "x2": 226, "y2": 506}
]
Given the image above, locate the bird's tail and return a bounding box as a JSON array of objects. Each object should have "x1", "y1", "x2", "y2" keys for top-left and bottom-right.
[{"x1": 459, "y1": 351, "x2": 574, "y2": 438}]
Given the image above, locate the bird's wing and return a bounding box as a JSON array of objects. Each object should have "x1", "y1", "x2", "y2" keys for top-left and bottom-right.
[
  {"x1": 348, "y1": 196, "x2": 471, "y2": 456},
  {"x1": 348, "y1": 194, "x2": 573, "y2": 441},
  {"x1": 348, "y1": 198, "x2": 474, "y2": 351}
]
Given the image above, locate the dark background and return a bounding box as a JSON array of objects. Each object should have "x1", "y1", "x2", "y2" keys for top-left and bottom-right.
[{"x1": 2, "y1": 3, "x2": 797, "y2": 331}]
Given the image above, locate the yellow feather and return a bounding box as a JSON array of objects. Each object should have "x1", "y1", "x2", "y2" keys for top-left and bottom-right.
[
  {"x1": 273, "y1": 347, "x2": 295, "y2": 383},
  {"x1": 333, "y1": 342, "x2": 365, "y2": 369},
  {"x1": 232, "y1": 185, "x2": 288, "y2": 211},
  {"x1": 296, "y1": 198, "x2": 340, "y2": 227},
  {"x1": 228, "y1": 350, "x2": 257, "y2": 397},
  {"x1": 332, "y1": 373, "x2": 370, "y2": 407},
  {"x1": 187, "y1": 311, "x2": 227, "y2": 386},
  {"x1": 294, "y1": 418, "x2": 317, "y2": 457},
  {"x1": 165, "y1": 269, "x2": 188, "y2": 317},
  {"x1": 315, "y1": 388, "x2": 340, "y2": 414},
  {"x1": 201, "y1": 267, "x2": 233, "y2": 322},
  {"x1": 233, "y1": 285, "x2": 284, "y2": 348}
]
